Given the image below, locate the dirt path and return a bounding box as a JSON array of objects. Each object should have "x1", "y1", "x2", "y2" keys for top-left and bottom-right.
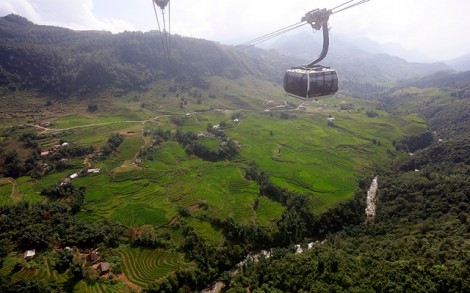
[
  {"x1": 83, "y1": 157, "x2": 92, "y2": 168},
  {"x1": 0, "y1": 177, "x2": 22, "y2": 201},
  {"x1": 134, "y1": 115, "x2": 170, "y2": 161},
  {"x1": 117, "y1": 273, "x2": 141, "y2": 291},
  {"x1": 202, "y1": 281, "x2": 225, "y2": 293}
]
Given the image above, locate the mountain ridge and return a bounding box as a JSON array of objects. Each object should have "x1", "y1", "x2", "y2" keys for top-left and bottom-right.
[{"x1": 0, "y1": 14, "x2": 457, "y2": 98}]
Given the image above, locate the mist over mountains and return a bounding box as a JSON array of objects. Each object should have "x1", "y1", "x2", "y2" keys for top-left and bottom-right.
[
  {"x1": 446, "y1": 53, "x2": 470, "y2": 71},
  {"x1": 260, "y1": 31, "x2": 452, "y2": 78}
]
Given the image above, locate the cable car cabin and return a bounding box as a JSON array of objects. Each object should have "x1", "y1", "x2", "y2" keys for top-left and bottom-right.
[{"x1": 283, "y1": 67, "x2": 338, "y2": 99}]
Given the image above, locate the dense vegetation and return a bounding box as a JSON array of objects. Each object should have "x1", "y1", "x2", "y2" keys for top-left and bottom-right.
[{"x1": 224, "y1": 75, "x2": 470, "y2": 292}]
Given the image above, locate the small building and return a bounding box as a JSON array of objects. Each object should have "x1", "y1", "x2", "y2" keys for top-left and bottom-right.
[
  {"x1": 69, "y1": 173, "x2": 79, "y2": 179},
  {"x1": 24, "y1": 249, "x2": 36, "y2": 261},
  {"x1": 60, "y1": 178, "x2": 71, "y2": 186},
  {"x1": 40, "y1": 151, "x2": 51, "y2": 157},
  {"x1": 97, "y1": 262, "x2": 110, "y2": 275},
  {"x1": 61, "y1": 142, "x2": 69, "y2": 147},
  {"x1": 233, "y1": 140, "x2": 242, "y2": 148},
  {"x1": 264, "y1": 100, "x2": 288, "y2": 109},
  {"x1": 233, "y1": 118, "x2": 239, "y2": 123},
  {"x1": 87, "y1": 251, "x2": 100, "y2": 264},
  {"x1": 212, "y1": 124, "x2": 220, "y2": 130},
  {"x1": 87, "y1": 168, "x2": 101, "y2": 174}
]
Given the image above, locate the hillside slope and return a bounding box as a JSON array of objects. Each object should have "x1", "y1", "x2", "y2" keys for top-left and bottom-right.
[
  {"x1": 0, "y1": 14, "x2": 455, "y2": 98},
  {"x1": 0, "y1": 14, "x2": 291, "y2": 96},
  {"x1": 263, "y1": 31, "x2": 451, "y2": 82}
]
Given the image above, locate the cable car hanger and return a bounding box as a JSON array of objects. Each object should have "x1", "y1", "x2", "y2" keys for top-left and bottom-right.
[
  {"x1": 236, "y1": 0, "x2": 372, "y2": 100},
  {"x1": 152, "y1": 0, "x2": 171, "y2": 64},
  {"x1": 236, "y1": 0, "x2": 371, "y2": 49}
]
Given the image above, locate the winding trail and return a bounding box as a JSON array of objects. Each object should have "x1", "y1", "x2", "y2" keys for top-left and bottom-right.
[
  {"x1": 0, "y1": 177, "x2": 22, "y2": 202},
  {"x1": 31, "y1": 114, "x2": 172, "y2": 165}
]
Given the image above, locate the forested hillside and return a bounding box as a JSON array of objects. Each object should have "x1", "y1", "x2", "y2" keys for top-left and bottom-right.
[{"x1": 0, "y1": 14, "x2": 290, "y2": 96}]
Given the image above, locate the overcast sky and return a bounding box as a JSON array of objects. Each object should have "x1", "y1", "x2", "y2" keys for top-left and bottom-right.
[{"x1": 1, "y1": 0, "x2": 469, "y2": 61}]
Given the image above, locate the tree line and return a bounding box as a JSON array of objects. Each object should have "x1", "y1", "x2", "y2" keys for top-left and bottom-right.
[{"x1": 147, "y1": 128, "x2": 239, "y2": 162}]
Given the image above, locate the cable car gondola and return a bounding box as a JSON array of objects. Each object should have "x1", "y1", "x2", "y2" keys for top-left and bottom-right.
[
  {"x1": 283, "y1": 8, "x2": 339, "y2": 99},
  {"x1": 284, "y1": 66, "x2": 338, "y2": 99}
]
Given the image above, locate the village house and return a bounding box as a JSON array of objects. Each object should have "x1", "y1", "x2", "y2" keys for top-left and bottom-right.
[
  {"x1": 97, "y1": 262, "x2": 110, "y2": 275},
  {"x1": 264, "y1": 100, "x2": 288, "y2": 109},
  {"x1": 87, "y1": 250, "x2": 100, "y2": 264},
  {"x1": 23, "y1": 249, "x2": 36, "y2": 261},
  {"x1": 60, "y1": 178, "x2": 71, "y2": 186}
]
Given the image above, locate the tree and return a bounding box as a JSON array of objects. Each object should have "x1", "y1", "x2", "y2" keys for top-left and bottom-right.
[
  {"x1": 55, "y1": 249, "x2": 74, "y2": 273},
  {"x1": 69, "y1": 260, "x2": 84, "y2": 280},
  {"x1": 107, "y1": 133, "x2": 125, "y2": 150},
  {"x1": 4, "y1": 150, "x2": 23, "y2": 178},
  {"x1": 87, "y1": 104, "x2": 98, "y2": 112}
]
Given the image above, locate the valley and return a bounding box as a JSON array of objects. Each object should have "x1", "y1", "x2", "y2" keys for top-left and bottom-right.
[
  {"x1": 0, "y1": 75, "x2": 427, "y2": 291},
  {"x1": 0, "y1": 14, "x2": 469, "y2": 293}
]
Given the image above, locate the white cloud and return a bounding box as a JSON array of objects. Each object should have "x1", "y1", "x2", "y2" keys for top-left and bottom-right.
[
  {"x1": 1, "y1": 0, "x2": 469, "y2": 60},
  {"x1": 0, "y1": 0, "x2": 41, "y2": 21},
  {"x1": 0, "y1": 0, "x2": 135, "y2": 32}
]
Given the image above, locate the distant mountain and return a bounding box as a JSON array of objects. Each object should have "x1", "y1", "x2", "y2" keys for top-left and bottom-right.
[
  {"x1": 399, "y1": 70, "x2": 470, "y2": 89},
  {"x1": 261, "y1": 31, "x2": 450, "y2": 83},
  {"x1": 336, "y1": 36, "x2": 435, "y2": 63},
  {"x1": 446, "y1": 54, "x2": 470, "y2": 71},
  {"x1": 377, "y1": 70, "x2": 470, "y2": 138}
]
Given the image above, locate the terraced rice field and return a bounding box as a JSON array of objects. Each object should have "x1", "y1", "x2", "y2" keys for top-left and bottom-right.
[
  {"x1": 116, "y1": 248, "x2": 186, "y2": 288},
  {"x1": 13, "y1": 259, "x2": 68, "y2": 284},
  {"x1": 73, "y1": 280, "x2": 125, "y2": 293}
]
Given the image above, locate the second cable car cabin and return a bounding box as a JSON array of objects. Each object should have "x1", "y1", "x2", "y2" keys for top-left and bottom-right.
[{"x1": 283, "y1": 66, "x2": 338, "y2": 99}]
